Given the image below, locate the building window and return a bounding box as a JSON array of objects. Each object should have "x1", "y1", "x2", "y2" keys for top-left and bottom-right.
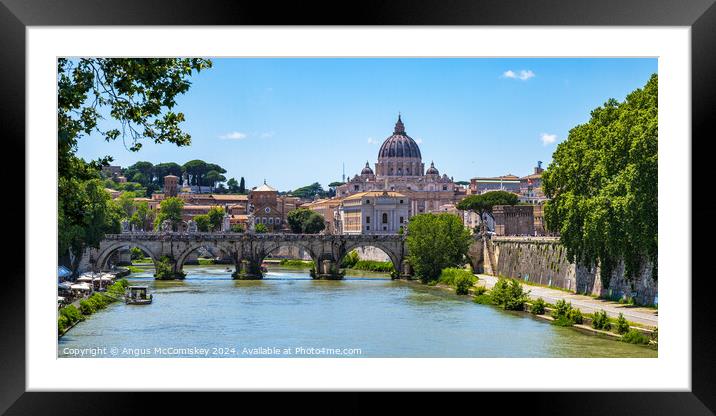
[
  {"x1": 365, "y1": 199, "x2": 370, "y2": 204},
  {"x1": 366, "y1": 216, "x2": 370, "y2": 224},
  {"x1": 443, "y1": 186, "x2": 448, "y2": 190},
  {"x1": 262, "y1": 217, "x2": 267, "y2": 224},
  {"x1": 366, "y1": 226, "x2": 370, "y2": 231},
  {"x1": 399, "y1": 216, "x2": 404, "y2": 224},
  {"x1": 275, "y1": 218, "x2": 281, "y2": 224},
  {"x1": 399, "y1": 200, "x2": 403, "y2": 204},
  {"x1": 383, "y1": 226, "x2": 387, "y2": 231},
  {"x1": 382, "y1": 213, "x2": 388, "y2": 224},
  {"x1": 268, "y1": 217, "x2": 274, "y2": 224}
]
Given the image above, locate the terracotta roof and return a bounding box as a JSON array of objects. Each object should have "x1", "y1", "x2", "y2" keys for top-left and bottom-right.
[
  {"x1": 181, "y1": 205, "x2": 216, "y2": 210},
  {"x1": 211, "y1": 194, "x2": 248, "y2": 201}
]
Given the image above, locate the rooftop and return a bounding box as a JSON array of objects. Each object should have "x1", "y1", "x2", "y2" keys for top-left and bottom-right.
[{"x1": 343, "y1": 191, "x2": 407, "y2": 201}]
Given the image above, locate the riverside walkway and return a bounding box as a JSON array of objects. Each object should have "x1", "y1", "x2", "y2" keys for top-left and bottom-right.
[{"x1": 476, "y1": 274, "x2": 658, "y2": 328}]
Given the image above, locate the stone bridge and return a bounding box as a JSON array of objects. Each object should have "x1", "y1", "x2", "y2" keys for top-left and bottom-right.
[{"x1": 91, "y1": 232, "x2": 420, "y2": 280}]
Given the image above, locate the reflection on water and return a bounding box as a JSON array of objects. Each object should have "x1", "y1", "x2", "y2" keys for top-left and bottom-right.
[{"x1": 58, "y1": 265, "x2": 657, "y2": 358}]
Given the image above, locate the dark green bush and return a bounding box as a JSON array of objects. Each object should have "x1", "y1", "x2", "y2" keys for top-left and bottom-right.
[
  {"x1": 550, "y1": 299, "x2": 583, "y2": 326},
  {"x1": 79, "y1": 299, "x2": 95, "y2": 315},
  {"x1": 340, "y1": 251, "x2": 359, "y2": 268},
  {"x1": 490, "y1": 278, "x2": 528, "y2": 311},
  {"x1": 621, "y1": 329, "x2": 650, "y2": 345},
  {"x1": 352, "y1": 260, "x2": 395, "y2": 272},
  {"x1": 473, "y1": 285, "x2": 488, "y2": 296},
  {"x1": 530, "y1": 298, "x2": 546, "y2": 315},
  {"x1": 615, "y1": 313, "x2": 630, "y2": 334},
  {"x1": 591, "y1": 310, "x2": 611, "y2": 330},
  {"x1": 568, "y1": 308, "x2": 583, "y2": 324},
  {"x1": 438, "y1": 268, "x2": 476, "y2": 295},
  {"x1": 550, "y1": 299, "x2": 571, "y2": 320}
]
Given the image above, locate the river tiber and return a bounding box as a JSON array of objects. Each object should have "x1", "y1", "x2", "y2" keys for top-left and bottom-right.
[{"x1": 58, "y1": 58, "x2": 658, "y2": 358}]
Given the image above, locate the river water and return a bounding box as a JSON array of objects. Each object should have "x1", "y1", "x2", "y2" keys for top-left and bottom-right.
[{"x1": 58, "y1": 265, "x2": 656, "y2": 358}]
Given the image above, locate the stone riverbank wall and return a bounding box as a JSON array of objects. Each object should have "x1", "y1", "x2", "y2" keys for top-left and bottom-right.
[{"x1": 483, "y1": 236, "x2": 658, "y2": 306}]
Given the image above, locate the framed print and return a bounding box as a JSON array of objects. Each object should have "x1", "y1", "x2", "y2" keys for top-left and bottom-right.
[{"x1": 2, "y1": 0, "x2": 714, "y2": 413}]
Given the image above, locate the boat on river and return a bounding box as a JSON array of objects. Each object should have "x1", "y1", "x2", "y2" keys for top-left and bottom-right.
[{"x1": 125, "y1": 285, "x2": 153, "y2": 305}]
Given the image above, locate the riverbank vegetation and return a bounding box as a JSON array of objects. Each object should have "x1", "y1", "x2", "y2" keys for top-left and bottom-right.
[
  {"x1": 406, "y1": 213, "x2": 472, "y2": 283},
  {"x1": 542, "y1": 74, "x2": 658, "y2": 287},
  {"x1": 279, "y1": 259, "x2": 314, "y2": 268},
  {"x1": 58, "y1": 279, "x2": 130, "y2": 335},
  {"x1": 155, "y1": 255, "x2": 185, "y2": 279},
  {"x1": 339, "y1": 251, "x2": 395, "y2": 273},
  {"x1": 437, "y1": 268, "x2": 477, "y2": 295}
]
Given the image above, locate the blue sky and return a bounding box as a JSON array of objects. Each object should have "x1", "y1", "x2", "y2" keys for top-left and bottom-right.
[{"x1": 76, "y1": 58, "x2": 657, "y2": 191}]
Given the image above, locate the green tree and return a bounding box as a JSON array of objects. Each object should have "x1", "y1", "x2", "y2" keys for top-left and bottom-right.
[
  {"x1": 406, "y1": 213, "x2": 472, "y2": 283},
  {"x1": 227, "y1": 178, "x2": 240, "y2": 193},
  {"x1": 59, "y1": 178, "x2": 123, "y2": 271},
  {"x1": 254, "y1": 223, "x2": 268, "y2": 233},
  {"x1": 456, "y1": 190, "x2": 518, "y2": 234},
  {"x1": 231, "y1": 224, "x2": 245, "y2": 233},
  {"x1": 205, "y1": 170, "x2": 226, "y2": 190},
  {"x1": 542, "y1": 74, "x2": 658, "y2": 285},
  {"x1": 182, "y1": 159, "x2": 208, "y2": 186},
  {"x1": 58, "y1": 58, "x2": 211, "y2": 272},
  {"x1": 303, "y1": 212, "x2": 326, "y2": 234},
  {"x1": 130, "y1": 201, "x2": 153, "y2": 231},
  {"x1": 207, "y1": 206, "x2": 225, "y2": 231},
  {"x1": 193, "y1": 214, "x2": 211, "y2": 232},
  {"x1": 154, "y1": 197, "x2": 184, "y2": 231},
  {"x1": 152, "y1": 162, "x2": 182, "y2": 184},
  {"x1": 287, "y1": 208, "x2": 313, "y2": 233},
  {"x1": 114, "y1": 191, "x2": 138, "y2": 218},
  {"x1": 290, "y1": 182, "x2": 327, "y2": 199},
  {"x1": 239, "y1": 177, "x2": 246, "y2": 194}
]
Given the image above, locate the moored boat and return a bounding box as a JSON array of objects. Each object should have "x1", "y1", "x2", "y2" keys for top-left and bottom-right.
[{"x1": 125, "y1": 285, "x2": 153, "y2": 305}]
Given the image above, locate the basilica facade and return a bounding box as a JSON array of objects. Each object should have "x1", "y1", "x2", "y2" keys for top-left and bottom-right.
[{"x1": 336, "y1": 115, "x2": 466, "y2": 216}]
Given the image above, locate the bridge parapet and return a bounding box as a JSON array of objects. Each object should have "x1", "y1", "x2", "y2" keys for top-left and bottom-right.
[{"x1": 99, "y1": 232, "x2": 408, "y2": 280}]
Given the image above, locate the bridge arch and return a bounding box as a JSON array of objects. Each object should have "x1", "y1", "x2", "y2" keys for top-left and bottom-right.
[
  {"x1": 256, "y1": 240, "x2": 319, "y2": 266},
  {"x1": 175, "y1": 241, "x2": 237, "y2": 273},
  {"x1": 95, "y1": 241, "x2": 159, "y2": 273},
  {"x1": 340, "y1": 241, "x2": 403, "y2": 275}
]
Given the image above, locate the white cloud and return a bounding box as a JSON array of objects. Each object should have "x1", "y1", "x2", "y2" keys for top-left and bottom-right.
[
  {"x1": 502, "y1": 69, "x2": 536, "y2": 81},
  {"x1": 219, "y1": 131, "x2": 248, "y2": 140},
  {"x1": 415, "y1": 138, "x2": 423, "y2": 144},
  {"x1": 540, "y1": 133, "x2": 558, "y2": 145},
  {"x1": 367, "y1": 137, "x2": 379, "y2": 144}
]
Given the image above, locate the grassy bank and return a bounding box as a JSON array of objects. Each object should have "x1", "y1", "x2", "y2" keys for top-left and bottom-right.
[
  {"x1": 58, "y1": 279, "x2": 130, "y2": 337},
  {"x1": 418, "y1": 270, "x2": 657, "y2": 347},
  {"x1": 349, "y1": 260, "x2": 394, "y2": 273},
  {"x1": 278, "y1": 259, "x2": 314, "y2": 268}
]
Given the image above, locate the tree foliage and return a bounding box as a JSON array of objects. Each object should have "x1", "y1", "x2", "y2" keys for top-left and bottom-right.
[
  {"x1": 406, "y1": 213, "x2": 472, "y2": 283},
  {"x1": 154, "y1": 197, "x2": 184, "y2": 231},
  {"x1": 456, "y1": 190, "x2": 518, "y2": 233},
  {"x1": 58, "y1": 58, "x2": 210, "y2": 270},
  {"x1": 542, "y1": 74, "x2": 657, "y2": 285},
  {"x1": 289, "y1": 182, "x2": 328, "y2": 199},
  {"x1": 287, "y1": 208, "x2": 325, "y2": 234},
  {"x1": 207, "y1": 206, "x2": 225, "y2": 231}
]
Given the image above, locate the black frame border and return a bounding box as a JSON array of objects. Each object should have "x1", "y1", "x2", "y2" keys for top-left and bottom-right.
[{"x1": 2, "y1": 0, "x2": 714, "y2": 413}]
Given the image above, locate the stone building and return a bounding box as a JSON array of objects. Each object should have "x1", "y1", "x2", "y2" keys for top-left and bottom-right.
[
  {"x1": 469, "y1": 174, "x2": 521, "y2": 195},
  {"x1": 519, "y1": 162, "x2": 546, "y2": 204},
  {"x1": 492, "y1": 205, "x2": 535, "y2": 236},
  {"x1": 303, "y1": 198, "x2": 343, "y2": 234},
  {"x1": 247, "y1": 181, "x2": 302, "y2": 232},
  {"x1": 163, "y1": 174, "x2": 179, "y2": 197},
  {"x1": 337, "y1": 191, "x2": 410, "y2": 235},
  {"x1": 335, "y1": 115, "x2": 466, "y2": 215}
]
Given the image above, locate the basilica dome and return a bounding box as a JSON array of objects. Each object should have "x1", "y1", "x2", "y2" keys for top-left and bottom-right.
[
  {"x1": 361, "y1": 161, "x2": 374, "y2": 175},
  {"x1": 375, "y1": 115, "x2": 425, "y2": 176}
]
